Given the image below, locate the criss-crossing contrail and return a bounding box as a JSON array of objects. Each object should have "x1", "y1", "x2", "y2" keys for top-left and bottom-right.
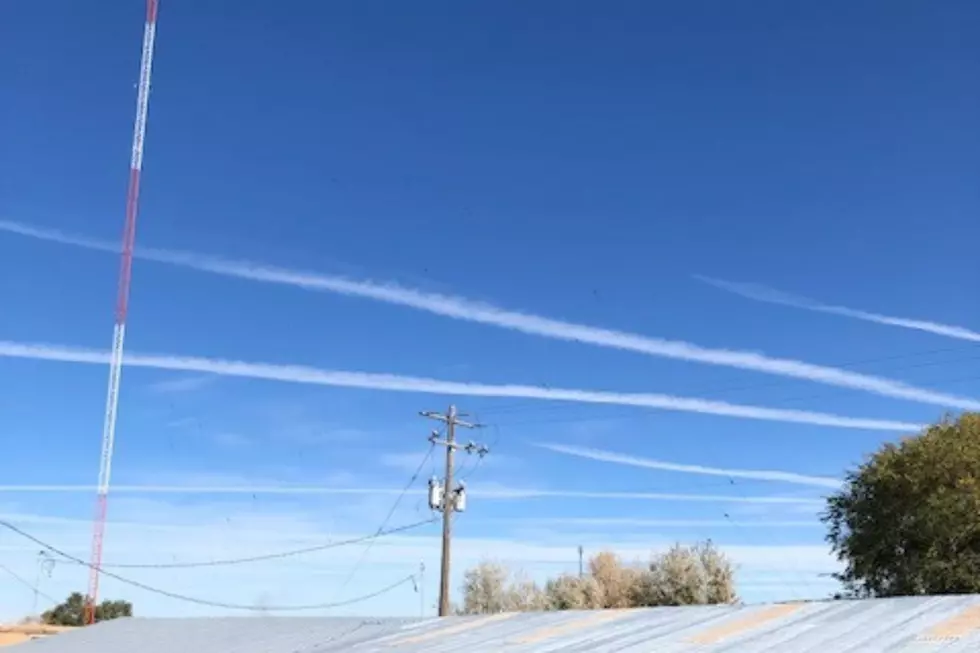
[
  {"x1": 537, "y1": 443, "x2": 842, "y2": 489},
  {"x1": 0, "y1": 340, "x2": 922, "y2": 431},
  {"x1": 0, "y1": 484, "x2": 823, "y2": 504},
  {"x1": 3, "y1": 219, "x2": 978, "y2": 410},
  {"x1": 695, "y1": 275, "x2": 980, "y2": 343}
]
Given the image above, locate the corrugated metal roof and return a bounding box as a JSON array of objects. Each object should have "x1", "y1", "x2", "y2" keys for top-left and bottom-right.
[
  {"x1": 9, "y1": 617, "x2": 413, "y2": 653},
  {"x1": 12, "y1": 595, "x2": 980, "y2": 652}
]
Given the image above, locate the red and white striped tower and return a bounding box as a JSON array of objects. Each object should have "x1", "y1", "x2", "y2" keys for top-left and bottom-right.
[{"x1": 85, "y1": 0, "x2": 159, "y2": 625}]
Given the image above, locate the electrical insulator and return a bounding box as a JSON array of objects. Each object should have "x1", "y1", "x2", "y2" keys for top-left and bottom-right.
[
  {"x1": 427, "y1": 477, "x2": 444, "y2": 510},
  {"x1": 453, "y1": 484, "x2": 467, "y2": 513}
]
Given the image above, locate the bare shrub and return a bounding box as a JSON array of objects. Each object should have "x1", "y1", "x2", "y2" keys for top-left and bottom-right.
[{"x1": 458, "y1": 540, "x2": 737, "y2": 614}]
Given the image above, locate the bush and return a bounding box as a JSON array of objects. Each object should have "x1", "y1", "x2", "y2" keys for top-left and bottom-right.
[
  {"x1": 459, "y1": 540, "x2": 737, "y2": 613},
  {"x1": 41, "y1": 592, "x2": 133, "y2": 626}
]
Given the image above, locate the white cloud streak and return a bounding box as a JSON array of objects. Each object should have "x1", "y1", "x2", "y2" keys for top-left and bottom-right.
[
  {"x1": 0, "y1": 484, "x2": 825, "y2": 505},
  {"x1": 380, "y1": 451, "x2": 509, "y2": 474},
  {"x1": 537, "y1": 443, "x2": 842, "y2": 489},
  {"x1": 2, "y1": 220, "x2": 977, "y2": 409},
  {"x1": 509, "y1": 517, "x2": 823, "y2": 528},
  {"x1": 147, "y1": 374, "x2": 217, "y2": 394},
  {"x1": 0, "y1": 340, "x2": 922, "y2": 431},
  {"x1": 696, "y1": 275, "x2": 980, "y2": 343},
  {"x1": 0, "y1": 512, "x2": 819, "y2": 531}
]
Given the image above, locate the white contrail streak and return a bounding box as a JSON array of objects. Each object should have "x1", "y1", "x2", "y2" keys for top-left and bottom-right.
[
  {"x1": 537, "y1": 443, "x2": 842, "y2": 489},
  {"x1": 696, "y1": 275, "x2": 980, "y2": 343},
  {"x1": 509, "y1": 517, "x2": 822, "y2": 528},
  {"x1": 1, "y1": 512, "x2": 819, "y2": 529},
  {"x1": 3, "y1": 220, "x2": 978, "y2": 410},
  {"x1": 0, "y1": 340, "x2": 922, "y2": 431},
  {"x1": 0, "y1": 485, "x2": 424, "y2": 496},
  {"x1": 0, "y1": 484, "x2": 823, "y2": 504}
]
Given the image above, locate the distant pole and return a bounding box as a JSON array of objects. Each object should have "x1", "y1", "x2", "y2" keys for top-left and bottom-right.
[
  {"x1": 421, "y1": 406, "x2": 488, "y2": 617},
  {"x1": 32, "y1": 550, "x2": 55, "y2": 617},
  {"x1": 32, "y1": 552, "x2": 42, "y2": 616},
  {"x1": 578, "y1": 545, "x2": 584, "y2": 578},
  {"x1": 419, "y1": 561, "x2": 426, "y2": 618}
]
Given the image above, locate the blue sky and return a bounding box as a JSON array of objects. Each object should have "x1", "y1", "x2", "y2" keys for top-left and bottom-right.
[{"x1": 1, "y1": 0, "x2": 979, "y2": 620}]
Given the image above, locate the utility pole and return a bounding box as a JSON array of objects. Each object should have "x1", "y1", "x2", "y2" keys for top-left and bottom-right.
[
  {"x1": 578, "y1": 545, "x2": 584, "y2": 578},
  {"x1": 419, "y1": 561, "x2": 425, "y2": 618},
  {"x1": 421, "y1": 405, "x2": 488, "y2": 617},
  {"x1": 32, "y1": 550, "x2": 55, "y2": 617}
]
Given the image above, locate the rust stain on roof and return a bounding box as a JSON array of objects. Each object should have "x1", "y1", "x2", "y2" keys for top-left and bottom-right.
[
  {"x1": 509, "y1": 608, "x2": 634, "y2": 645},
  {"x1": 387, "y1": 612, "x2": 516, "y2": 647},
  {"x1": 918, "y1": 604, "x2": 980, "y2": 641},
  {"x1": 689, "y1": 603, "x2": 802, "y2": 644}
]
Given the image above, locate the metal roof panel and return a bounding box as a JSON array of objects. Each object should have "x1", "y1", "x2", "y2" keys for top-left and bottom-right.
[{"x1": 11, "y1": 596, "x2": 980, "y2": 653}]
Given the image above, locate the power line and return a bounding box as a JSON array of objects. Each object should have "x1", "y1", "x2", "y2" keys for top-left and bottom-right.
[
  {"x1": 48, "y1": 518, "x2": 437, "y2": 570},
  {"x1": 333, "y1": 444, "x2": 436, "y2": 596},
  {"x1": 721, "y1": 478, "x2": 830, "y2": 603},
  {"x1": 0, "y1": 562, "x2": 59, "y2": 606},
  {"x1": 456, "y1": 421, "x2": 500, "y2": 484},
  {"x1": 0, "y1": 520, "x2": 416, "y2": 612}
]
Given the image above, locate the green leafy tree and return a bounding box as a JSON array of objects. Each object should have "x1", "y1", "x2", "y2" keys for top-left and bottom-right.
[
  {"x1": 41, "y1": 592, "x2": 133, "y2": 626},
  {"x1": 823, "y1": 413, "x2": 980, "y2": 597}
]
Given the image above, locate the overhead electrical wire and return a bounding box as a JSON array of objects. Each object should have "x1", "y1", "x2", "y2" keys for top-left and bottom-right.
[
  {"x1": 0, "y1": 520, "x2": 416, "y2": 612},
  {"x1": 456, "y1": 419, "x2": 500, "y2": 485},
  {"x1": 0, "y1": 562, "x2": 60, "y2": 606},
  {"x1": 719, "y1": 481, "x2": 809, "y2": 603},
  {"x1": 333, "y1": 443, "x2": 437, "y2": 596},
  {"x1": 50, "y1": 517, "x2": 437, "y2": 570}
]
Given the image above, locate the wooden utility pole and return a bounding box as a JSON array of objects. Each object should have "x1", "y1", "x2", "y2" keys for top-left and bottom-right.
[
  {"x1": 421, "y1": 406, "x2": 487, "y2": 617},
  {"x1": 439, "y1": 406, "x2": 457, "y2": 618}
]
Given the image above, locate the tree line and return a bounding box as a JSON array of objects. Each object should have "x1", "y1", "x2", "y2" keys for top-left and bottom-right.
[
  {"x1": 458, "y1": 542, "x2": 736, "y2": 614},
  {"x1": 461, "y1": 412, "x2": 980, "y2": 612}
]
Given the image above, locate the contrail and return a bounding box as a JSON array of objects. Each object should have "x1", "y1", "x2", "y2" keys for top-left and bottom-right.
[
  {"x1": 537, "y1": 443, "x2": 842, "y2": 489},
  {"x1": 0, "y1": 485, "x2": 429, "y2": 496},
  {"x1": 1, "y1": 512, "x2": 819, "y2": 529},
  {"x1": 3, "y1": 220, "x2": 978, "y2": 410},
  {"x1": 695, "y1": 275, "x2": 980, "y2": 343},
  {"x1": 0, "y1": 340, "x2": 922, "y2": 431},
  {"x1": 0, "y1": 484, "x2": 823, "y2": 504},
  {"x1": 509, "y1": 517, "x2": 822, "y2": 528}
]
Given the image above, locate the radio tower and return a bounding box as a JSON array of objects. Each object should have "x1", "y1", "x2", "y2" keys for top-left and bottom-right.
[{"x1": 84, "y1": 0, "x2": 159, "y2": 625}]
